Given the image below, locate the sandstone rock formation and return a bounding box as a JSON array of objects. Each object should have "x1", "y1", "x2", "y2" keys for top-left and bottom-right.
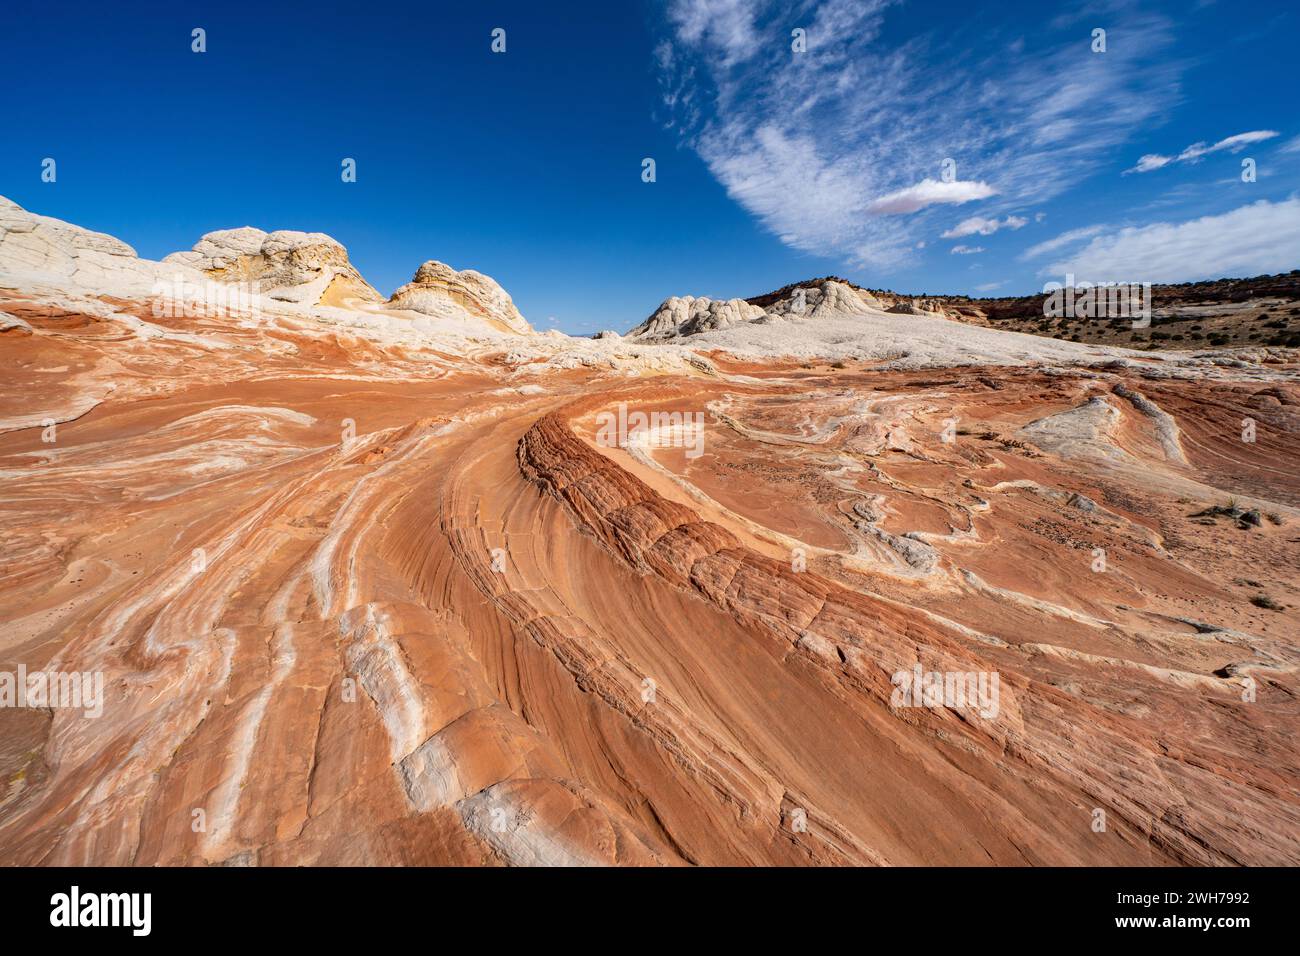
[
  {"x1": 628, "y1": 280, "x2": 966, "y2": 340},
  {"x1": 884, "y1": 297, "x2": 950, "y2": 316},
  {"x1": 165, "y1": 227, "x2": 382, "y2": 306},
  {"x1": 631, "y1": 271, "x2": 1300, "y2": 349},
  {"x1": 1, "y1": 200, "x2": 1297, "y2": 867},
  {"x1": 761, "y1": 278, "x2": 884, "y2": 318},
  {"x1": 387, "y1": 260, "x2": 531, "y2": 334},
  {"x1": 629, "y1": 295, "x2": 767, "y2": 339},
  {"x1": 0, "y1": 195, "x2": 196, "y2": 296},
  {"x1": 1, "y1": 199, "x2": 538, "y2": 341},
  {"x1": 744, "y1": 272, "x2": 1300, "y2": 349}
]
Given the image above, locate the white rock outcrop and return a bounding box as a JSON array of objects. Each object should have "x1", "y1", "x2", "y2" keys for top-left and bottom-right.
[
  {"x1": 0, "y1": 198, "x2": 541, "y2": 343},
  {"x1": 885, "y1": 298, "x2": 948, "y2": 316},
  {"x1": 0, "y1": 194, "x2": 200, "y2": 296},
  {"x1": 386, "y1": 260, "x2": 531, "y2": 334},
  {"x1": 628, "y1": 295, "x2": 767, "y2": 339},
  {"x1": 763, "y1": 280, "x2": 884, "y2": 319},
  {"x1": 627, "y1": 280, "x2": 891, "y2": 339},
  {"x1": 0, "y1": 197, "x2": 384, "y2": 311},
  {"x1": 164, "y1": 227, "x2": 381, "y2": 306}
]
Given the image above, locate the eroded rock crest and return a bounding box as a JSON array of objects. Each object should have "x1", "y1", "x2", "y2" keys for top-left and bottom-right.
[
  {"x1": 165, "y1": 227, "x2": 382, "y2": 306},
  {"x1": 387, "y1": 260, "x2": 531, "y2": 334}
]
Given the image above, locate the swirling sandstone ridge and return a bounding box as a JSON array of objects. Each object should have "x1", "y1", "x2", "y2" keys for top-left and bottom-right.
[{"x1": 1, "y1": 199, "x2": 1298, "y2": 865}]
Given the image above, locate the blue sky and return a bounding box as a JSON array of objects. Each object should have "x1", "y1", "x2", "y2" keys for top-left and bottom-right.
[{"x1": 3, "y1": 0, "x2": 1298, "y2": 334}]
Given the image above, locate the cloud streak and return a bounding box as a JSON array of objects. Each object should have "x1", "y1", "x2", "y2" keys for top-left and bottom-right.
[
  {"x1": 1044, "y1": 198, "x2": 1300, "y2": 282},
  {"x1": 1020, "y1": 224, "x2": 1108, "y2": 260},
  {"x1": 942, "y1": 215, "x2": 1028, "y2": 239},
  {"x1": 1126, "y1": 130, "x2": 1280, "y2": 174},
  {"x1": 868, "y1": 179, "x2": 996, "y2": 215}
]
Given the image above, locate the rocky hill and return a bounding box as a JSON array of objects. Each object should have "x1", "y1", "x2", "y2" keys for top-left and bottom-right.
[
  {"x1": 0, "y1": 195, "x2": 534, "y2": 336},
  {"x1": 164, "y1": 227, "x2": 383, "y2": 307},
  {"x1": 387, "y1": 259, "x2": 532, "y2": 334},
  {"x1": 628, "y1": 272, "x2": 1300, "y2": 351},
  {"x1": 627, "y1": 279, "x2": 969, "y2": 340}
]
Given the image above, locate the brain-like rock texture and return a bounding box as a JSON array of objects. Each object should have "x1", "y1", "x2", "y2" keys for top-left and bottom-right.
[
  {"x1": 762, "y1": 279, "x2": 884, "y2": 319},
  {"x1": 629, "y1": 295, "x2": 767, "y2": 339},
  {"x1": 387, "y1": 260, "x2": 531, "y2": 334},
  {"x1": 165, "y1": 227, "x2": 382, "y2": 306}
]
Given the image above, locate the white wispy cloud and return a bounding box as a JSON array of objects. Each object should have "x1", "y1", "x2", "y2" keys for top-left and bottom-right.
[
  {"x1": 1280, "y1": 134, "x2": 1300, "y2": 154},
  {"x1": 1125, "y1": 129, "x2": 1280, "y2": 174},
  {"x1": 941, "y1": 214, "x2": 1028, "y2": 238},
  {"x1": 1020, "y1": 224, "x2": 1108, "y2": 260},
  {"x1": 1044, "y1": 197, "x2": 1300, "y2": 282},
  {"x1": 868, "y1": 179, "x2": 996, "y2": 215},
  {"x1": 975, "y1": 281, "x2": 1005, "y2": 292},
  {"x1": 950, "y1": 244, "x2": 985, "y2": 255},
  {"x1": 667, "y1": 0, "x2": 762, "y2": 66},
  {"x1": 659, "y1": 1, "x2": 1183, "y2": 268},
  {"x1": 1130, "y1": 154, "x2": 1174, "y2": 173}
]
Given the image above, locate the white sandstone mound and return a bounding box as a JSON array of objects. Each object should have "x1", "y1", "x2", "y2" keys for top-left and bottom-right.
[
  {"x1": 165, "y1": 227, "x2": 382, "y2": 306},
  {"x1": 0, "y1": 199, "x2": 538, "y2": 346},
  {"x1": 0, "y1": 194, "x2": 201, "y2": 296},
  {"x1": 763, "y1": 280, "x2": 884, "y2": 319},
  {"x1": 386, "y1": 260, "x2": 532, "y2": 334},
  {"x1": 629, "y1": 295, "x2": 767, "y2": 338},
  {"x1": 0, "y1": 196, "x2": 380, "y2": 310},
  {"x1": 628, "y1": 280, "x2": 893, "y2": 339},
  {"x1": 627, "y1": 279, "x2": 984, "y2": 341}
]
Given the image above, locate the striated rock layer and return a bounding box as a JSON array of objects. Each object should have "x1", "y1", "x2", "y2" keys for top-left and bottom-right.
[
  {"x1": 165, "y1": 227, "x2": 382, "y2": 306},
  {"x1": 1, "y1": 203, "x2": 1298, "y2": 866},
  {"x1": 387, "y1": 260, "x2": 532, "y2": 334}
]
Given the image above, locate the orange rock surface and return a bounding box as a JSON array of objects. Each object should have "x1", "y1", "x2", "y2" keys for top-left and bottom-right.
[{"x1": 2, "y1": 259, "x2": 1298, "y2": 866}]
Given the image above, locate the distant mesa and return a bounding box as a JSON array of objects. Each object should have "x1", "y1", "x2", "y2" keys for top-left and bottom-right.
[{"x1": 386, "y1": 259, "x2": 532, "y2": 334}]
